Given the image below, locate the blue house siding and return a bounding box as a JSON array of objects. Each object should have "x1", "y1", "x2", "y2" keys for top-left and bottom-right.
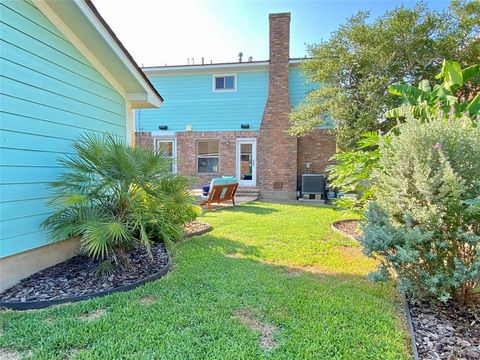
[
  {"x1": 0, "y1": 0, "x2": 126, "y2": 258},
  {"x1": 289, "y1": 66, "x2": 317, "y2": 108},
  {"x1": 137, "y1": 70, "x2": 268, "y2": 132},
  {"x1": 137, "y1": 65, "x2": 329, "y2": 133}
]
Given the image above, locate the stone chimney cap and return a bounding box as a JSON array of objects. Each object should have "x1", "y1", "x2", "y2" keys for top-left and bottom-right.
[{"x1": 269, "y1": 12, "x2": 291, "y2": 19}]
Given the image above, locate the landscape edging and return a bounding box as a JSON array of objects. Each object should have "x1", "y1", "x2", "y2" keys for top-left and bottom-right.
[
  {"x1": 330, "y1": 219, "x2": 359, "y2": 240},
  {"x1": 0, "y1": 252, "x2": 172, "y2": 311},
  {"x1": 403, "y1": 294, "x2": 420, "y2": 360},
  {"x1": 184, "y1": 223, "x2": 212, "y2": 238}
]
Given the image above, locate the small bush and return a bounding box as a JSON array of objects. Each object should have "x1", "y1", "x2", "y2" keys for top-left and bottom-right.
[
  {"x1": 361, "y1": 115, "x2": 480, "y2": 303},
  {"x1": 43, "y1": 133, "x2": 198, "y2": 266}
]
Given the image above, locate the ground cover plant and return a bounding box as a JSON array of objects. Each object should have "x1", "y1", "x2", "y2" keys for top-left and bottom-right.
[
  {"x1": 42, "y1": 133, "x2": 197, "y2": 271},
  {"x1": 0, "y1": 202, "x2": 410, "y2": 359}
]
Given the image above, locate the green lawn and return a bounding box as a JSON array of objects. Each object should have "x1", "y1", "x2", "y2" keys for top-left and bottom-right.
[{"x1": 0, "y1": 202, "x2": 410, "y2": 359}]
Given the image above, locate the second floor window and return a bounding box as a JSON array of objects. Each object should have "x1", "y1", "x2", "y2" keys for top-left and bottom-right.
[{"x1": 214, "y1": 75, "x2": 235, "y2": 91}]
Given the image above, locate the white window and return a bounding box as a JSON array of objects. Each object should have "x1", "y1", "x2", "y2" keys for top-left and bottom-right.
[
  {"x1": 213, "y1": 74, "x2": 236, "y2": 91},
  {"x1": 154, "y1": 138, "x2": 176, "y2": 173},
  {"x1": 197, "y1": 140, "x2": 219, "y2": 174}
]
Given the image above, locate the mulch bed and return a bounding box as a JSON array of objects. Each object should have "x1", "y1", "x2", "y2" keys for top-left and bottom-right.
[
  {"x1": 0, "y1": 221, "x2": 210, "y2": 305},
  {"x1": 331, "y1": 219, "x2": 361, "y2": 239},
  {"x1": 0, "y1": 242, "x2": 169, "y2": 304},
  {"x1": 183, "y1": 220, "x2": 211, "y2": 238},
  {"x1": 408, "y1": 299, "x2": 480, "y2": 359}
]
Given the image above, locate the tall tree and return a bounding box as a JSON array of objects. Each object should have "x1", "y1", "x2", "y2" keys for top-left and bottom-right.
[{"x1": 289, "y1": 1, "x2": 480, "y2": 150}]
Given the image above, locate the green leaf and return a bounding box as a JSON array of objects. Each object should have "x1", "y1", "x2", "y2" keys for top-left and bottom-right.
[
  {"x1": 461, "y1": 64, "x2": 480, "y2": 83},
  {"x1": 437, "y1": 60, "x2": 463, "y2": 90},
  {"x1": 465, "y1": 92, "x2": 480, "y2": 117},
  {"x1": 388, "y1": 84, "x2": 428, "y2": 104}
]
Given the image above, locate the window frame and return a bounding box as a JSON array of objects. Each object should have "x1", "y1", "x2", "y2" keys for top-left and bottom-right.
[
  {"x1": 153, "y1": 137, "x2": 177, "y2": 174},
  {"x1": 196, "y1": 139, "x2": 220, "y2": 174},
  {"x1": 212, "y1": 74, "x2": 237, "y2": 92}
]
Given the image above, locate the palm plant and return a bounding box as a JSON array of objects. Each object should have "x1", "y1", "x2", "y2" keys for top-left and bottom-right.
[{"x1": 43, "y1": 133, "x2": 197, "y2": 268}]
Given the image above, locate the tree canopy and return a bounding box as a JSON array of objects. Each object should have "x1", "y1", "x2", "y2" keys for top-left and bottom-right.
[{"x1": 289, "y1": 0, "x2": 480, "y2": 150}]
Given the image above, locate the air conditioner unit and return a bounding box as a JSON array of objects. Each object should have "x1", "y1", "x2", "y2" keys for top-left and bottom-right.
[{"x1": 301, "y1": 174, "x2": 325, "y2": 195}]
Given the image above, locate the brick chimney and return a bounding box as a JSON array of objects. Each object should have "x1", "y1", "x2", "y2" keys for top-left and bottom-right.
[{"x1": 257, "y1": 13, "x2": 297, "y2": 199}]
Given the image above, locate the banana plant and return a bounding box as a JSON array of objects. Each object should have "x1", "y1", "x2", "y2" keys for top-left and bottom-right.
[{"x1": 385, "y1": 60, "x2": 479, "y2": 120}]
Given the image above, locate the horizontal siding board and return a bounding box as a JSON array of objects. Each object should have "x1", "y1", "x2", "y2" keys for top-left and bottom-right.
[
  {"x1": 1, "y1": 213, "x2": 50, "y2": 240},
  {"x1": 0, "y1": 148, "x2": 66, "y2": 168},
  {"x1": 0, "y1": 231, "x2": 51, "y2": 258},
  {"x1": 2, "y1": 1, "x2": 68, "y2": 41},
  {"x1": 1, "y1": 58, "x2": 125, "y2": 113},
  {"x1": 1, "y1": 76, "x2": 126, "y2": 120},
  {"x1": 0, "y1": 0, "x2": 127, "y2": 257},
  {"x1": 0, "y1": 197, "x2": 51, "y2": 222},
  {"x1": 0, "y1": 22, "x2": 112, "y2": 90},
  {"x1": 0, "y1": 40, "x2": 123, "y2": 104},
  {"x1": 0, "y1": 112, "x2": 124, "y2": 143},
  {"x1": 1, "y1": 129, "x2": 81, "y2": 153},
  {"x1": 1, "y1": 96, "x2": 125, "y2": 134},
  {"x1": 0, "y1": 183, "x2": 51, "y2": 203},
  {"x1": 1, "y1": 4, "x2": 92, "y2": 68},
  {"x1": 0, "y1": 166, "x2": 63, "y2": 185}
]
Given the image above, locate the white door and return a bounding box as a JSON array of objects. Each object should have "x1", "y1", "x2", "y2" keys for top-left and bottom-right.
[
  {"x1": 154, "y1": 138, "x2": 176, "y2": 173},
  {"x1": 236, "y1": 138, "x2": 256, "y2": 186}
]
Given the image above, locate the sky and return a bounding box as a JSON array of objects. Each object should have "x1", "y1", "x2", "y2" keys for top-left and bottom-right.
[{"x1": 92, "y1": 0, "x2": 451, "y2": 67}]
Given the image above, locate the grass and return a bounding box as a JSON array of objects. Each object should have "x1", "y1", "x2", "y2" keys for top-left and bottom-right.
[{"x1": 0, "y1": 202, "x2": 411, "y2": 359}]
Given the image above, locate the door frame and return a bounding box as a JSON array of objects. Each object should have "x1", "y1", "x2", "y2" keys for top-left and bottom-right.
[
  {"x1": 236, "y1": 138, "x2": 257, "y2": 187},
  {"x1": 153, "y1": 137, "x2": 177, "y2": 174}
]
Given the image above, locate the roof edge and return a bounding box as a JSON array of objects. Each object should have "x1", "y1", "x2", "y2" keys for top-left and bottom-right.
[
  {"x1": 143, "y1": 58, "x2": 307, "y2": 72},
  {"x1": 82, "y1": 0, "x2": 163, "y2": 103}
]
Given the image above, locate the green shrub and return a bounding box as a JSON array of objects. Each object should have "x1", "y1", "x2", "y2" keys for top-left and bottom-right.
[
  {"x1": 361, "y1": 115, "x2": 480, "y2": 303},
  {"x1": 43, "y1": 133, "x2": 198, "y2": 267},
  {"x1": 327, "y1": 131, "x2": 380, "y2": 213}
]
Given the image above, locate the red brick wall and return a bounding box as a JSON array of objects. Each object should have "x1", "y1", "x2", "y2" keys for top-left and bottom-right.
[
  {"x1": 257, "y1": 12, "x2": 298, "y2": 199},
  {"x1": 176, "y1": 131, "x2": 257, "y2": 187},
  {"x1": 135, "y1": 132, "x2": 153, "y2": 150},
  {"x1": 297, "y1": 129, "x2": 336, "y2": 177}
]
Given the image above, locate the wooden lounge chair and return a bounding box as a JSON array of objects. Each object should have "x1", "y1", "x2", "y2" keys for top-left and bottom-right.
[{"x1": 200, "y1": 177, "x2": 238, "y2": 210}]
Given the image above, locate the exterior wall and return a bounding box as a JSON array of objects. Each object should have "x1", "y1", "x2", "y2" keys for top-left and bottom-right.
[
  {"x1": 0, "y1": 0, "x2": 126, "y2": 259},
  {"x1": 297, "y1": 129, "x2": 337, "y2": 177},
  {"x1": 136, "y1": 131, "x2": 257, "y2": 187},
  {"x1": 136, "y1": 71, "x2": 268, "y2": 132},
  {"x1": 257, "y1": 13, "x2": 297, "y2": 199},
  {"x1": 289, "y1": 66, "x2": 317, "y2": 108},
  {"x1": 0, "y1": 238, "x2": 80, "y2": 292}
]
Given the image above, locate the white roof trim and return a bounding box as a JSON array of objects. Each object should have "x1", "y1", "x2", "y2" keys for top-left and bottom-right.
[{"x1": 143, "y1": 59, "x2": 305, "y2": 74}]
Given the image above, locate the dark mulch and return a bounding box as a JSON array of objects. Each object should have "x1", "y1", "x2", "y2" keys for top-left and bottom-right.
[
  {"x1": 183, "y1": 220, "x2": 211, "y2": 238},
  {"x1": 332, "y1": 219, "x2": 361, "y2": 239},
  {"x1": 0, "y1": 242, "x2": 168, "y2": 303},
  {"x1": 409, "y1": 299, "x2": 480, "y2": 359}
]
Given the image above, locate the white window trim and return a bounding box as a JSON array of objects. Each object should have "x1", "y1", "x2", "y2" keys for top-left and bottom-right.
[
  {"x1": 196, "y1": 139, "x2": 220, "y2": 174},
  {"x1": 153, "y1": 137, "x2": 177, "y2": 174},
  {"x1": 212, "y1": 74, "x2": 237, "y2": 92}
]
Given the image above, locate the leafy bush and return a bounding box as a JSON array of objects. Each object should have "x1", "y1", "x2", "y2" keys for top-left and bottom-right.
[
  {"x1": 43, "y1": 134, "x2": 198, "y2": 267},
  {"x1": 361, "y1": 115, "x2": 480, "y2": 303},
  {"x1": 327, "y1": 132, "x2": 380, "y2": 213}
]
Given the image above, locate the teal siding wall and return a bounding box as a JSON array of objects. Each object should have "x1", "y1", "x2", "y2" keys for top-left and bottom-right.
[
  {"x1": 137, "y1": 70, "x2": 268, "y2": 132},
  {"x1": 289, "y1": 66, "x2": 317, "y2": 108},
  {"x1": 0, "y1": 0, "x2": 126, "y2": 258},
  {"x1": 289, "y1": 66, "x2": 334, "y2": 129},
  {"x1": 137, "y1": 65, "x2": 327, "y2": 132}
]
